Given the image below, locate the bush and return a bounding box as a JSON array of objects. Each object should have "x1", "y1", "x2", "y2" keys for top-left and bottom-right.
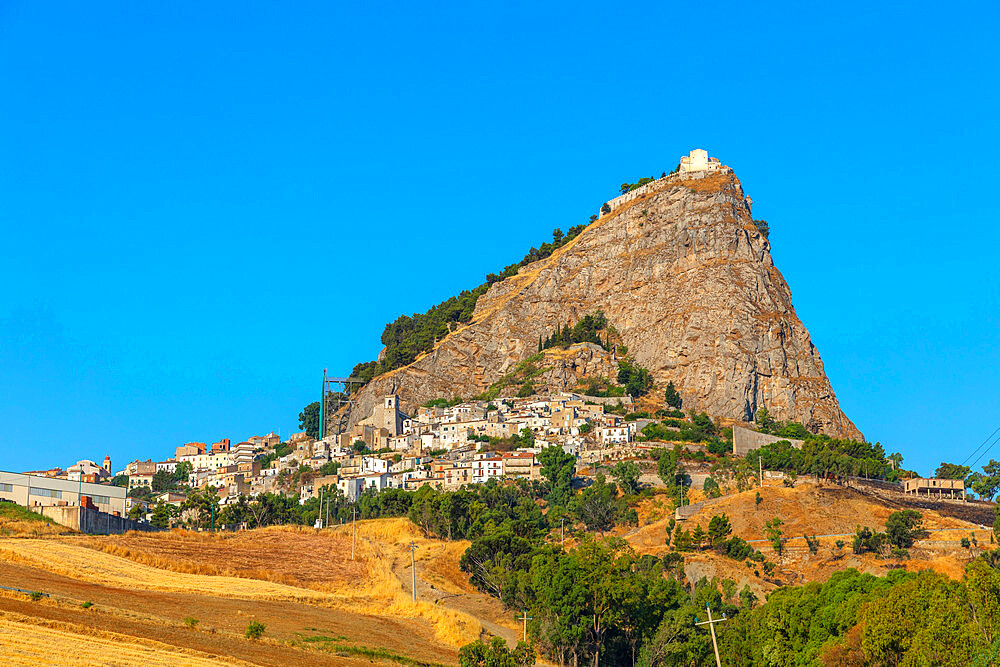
[
  {"x1": 81, "y1": 601, "x2": 93, "y2": 609},
  {"x1": 29, "y1": 591, "x2": 43, "y2": 601},
  {"x1": 617, "y1": 358, "x2": 653, "y2": 397},
  {"x1": 184, "y1": 617, "x2": 199, "y2": 628},
  {"x1": 885, "y1": 510, "x2": 928, "y2": 549},
  {"x1": 961, "y1": 537, "x2": 971, "y2": 548},
  {"x1": 245, "y1": 621, "x2": 266, "y2": 639}
]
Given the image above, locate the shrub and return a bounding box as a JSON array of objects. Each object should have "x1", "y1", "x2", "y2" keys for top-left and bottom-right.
[
  {"x1": 81, "y1": 601, "x2": 93, "y2": 609},
  {"x1": 804, "y1": 534, "x2": 820, "y2": 555},
  {"x1": 516, "y1": 382, "x2": 535, "y2": 398},
  {"x1": 184, "y1": 617, "x2": 199, "y2": 628},
  {"x1": 961, "y1": 537, "x2": 971, "y2": 548},
  {"x1": 29, "y1": 591, "x2": 43, "y2": 601},
  {"x1": 885, "y1": 510, "x2": 928, "y2": 549},
  {"x1": 245, "y1": 621, "x2": 266, "y2": 639}
]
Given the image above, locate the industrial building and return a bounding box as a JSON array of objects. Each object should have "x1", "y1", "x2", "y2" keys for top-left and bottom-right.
[{"x1": 0, "y1": 470, "x2": 126, "y2": 516}]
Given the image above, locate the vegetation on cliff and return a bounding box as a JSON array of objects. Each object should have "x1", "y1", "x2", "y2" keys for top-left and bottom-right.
[
  {"x1": 538, "y1": 310, "x2": 608, "y2": 351},
  {"x1": 349, "y1": 225, "x2": 591, "y2": 385}
]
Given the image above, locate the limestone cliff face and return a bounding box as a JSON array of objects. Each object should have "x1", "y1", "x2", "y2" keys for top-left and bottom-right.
[{"x1": 347, "y1": 170, "x2": 862, "y2": 440}]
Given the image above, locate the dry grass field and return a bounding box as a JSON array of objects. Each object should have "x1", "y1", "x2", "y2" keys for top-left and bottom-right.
[
  {"x1": 624, "y1": 480, "x2": 989, "y2": 597},
  {"x1": 0, "y1": 519, "x2": 503, "y2": 666},
  {"x1": 0, "y1": 503, "x2": 66, "y2": 538}
]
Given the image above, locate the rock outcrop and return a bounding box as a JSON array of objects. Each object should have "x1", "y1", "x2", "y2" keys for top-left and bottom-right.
[{"x1": 346, "y1": 169, "x2": 862, "y2": 440}]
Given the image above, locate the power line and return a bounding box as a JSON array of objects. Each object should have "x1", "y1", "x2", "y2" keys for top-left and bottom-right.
[
  {"x1": 970, "y1": 430, "x2": 1000, "y2": 470},
  {"x1": 962, "y1": 426, "x2": 1000, "y2": 466}
]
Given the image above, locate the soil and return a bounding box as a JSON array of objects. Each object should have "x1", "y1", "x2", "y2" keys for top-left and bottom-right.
[{"x1": 0, "y1": 559, "x2": 457, "y2": 666}]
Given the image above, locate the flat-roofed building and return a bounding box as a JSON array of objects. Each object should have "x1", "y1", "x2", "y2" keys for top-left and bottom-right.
[
  {"x1": 903, "y1": 477, "x2": 966, "y2": 499},
  {"x1": 0, "y1": 470, "x2": 126, "y2": 516}
]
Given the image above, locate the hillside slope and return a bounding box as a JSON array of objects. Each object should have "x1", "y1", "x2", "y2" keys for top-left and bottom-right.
[{"x1": 349, "y1": 169, "x2": 861, "y2": 439}]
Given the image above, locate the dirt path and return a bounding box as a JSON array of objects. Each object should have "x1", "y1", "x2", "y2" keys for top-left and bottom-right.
[{"x1": 391, "y1": 552, "x2": 520, "y2": 647}]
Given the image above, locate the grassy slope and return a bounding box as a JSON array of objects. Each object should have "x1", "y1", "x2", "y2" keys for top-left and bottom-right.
[{"x1": 0, "y1": 502, "x2": 65, "y2": 538}]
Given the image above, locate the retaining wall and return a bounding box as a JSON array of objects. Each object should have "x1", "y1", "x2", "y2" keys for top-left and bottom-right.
[{"x1": 40, "y1": 505, "x2": 158, "y2": 534}]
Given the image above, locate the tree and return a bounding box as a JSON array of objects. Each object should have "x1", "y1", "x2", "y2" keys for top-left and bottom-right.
[
  {"x1": 618, "y1": 358, "x2": 653, "y2": 397},
  {"x1": 703, "y1": 477, "x2": 722, "y2": 498},
  {"x1": 754, "y1": 219, "x2": 769, "y2": 239},
  {"x1": 765, "y1": 518, "x2": 784, "y2": 557},
  {"x1": 127, "y1": 503, "x2": 146, "y2": 520},
  {"x1": 110, "y1": 474, "x2": 129, "y2": 488},
  {"x1": 970, "y1": 460, "x2": 1000, "y2": 501},
  {"x1": 755, "y1": 406, "x2": 775, "y2": 433},
  {"x1": 573, "y1": 474, "x2": 619, "y2": 535},
  {"x1": 663, "y1": 381, "x2": 682, "y2": 409},
  {"x1": 707, "y1": 514, "x2": 733, "y2": 550},
  {"x1": 151, "y1": 470, "x2": 173, "y2": 492},
  {"x1": 298, "y1": 401, "x2": 320, "y2": 439},
  {"x1": 150, "y1": 501, "x2": 174, "y2": 529},
  {"x1": 182, "y1": 486, "x2": 219, "y2": 530},
  {"x1": 884, "y1": 510, "x2": 928, "y2": 549},
  {"x1": 609, "y1": 461, "x2": 641, "y2": 495},
  {"x1": 459, "y1": 637, "x2": 536, "y2": 667},
  {"x1": 934, "y1": 462, "x2": 971, "y2": 481},
  {"x1": 538, "y1": 445, "x2": 576, "y2": 506}
]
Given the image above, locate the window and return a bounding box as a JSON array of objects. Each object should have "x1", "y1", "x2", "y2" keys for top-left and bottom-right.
[
  {"x1": 89, "y1": 495, "x2": 110, "y2": 505},
  {"x1": 30, "y1": 487, "x2": 62, "y2": 499},
  {"x1": 0, "y1": 483, "x2": 12, "y2": 493}
]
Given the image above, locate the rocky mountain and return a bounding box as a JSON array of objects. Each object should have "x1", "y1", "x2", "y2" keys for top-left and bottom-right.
[{"x1": 344, "y1": 166, "x2": 862, "y2": 440}]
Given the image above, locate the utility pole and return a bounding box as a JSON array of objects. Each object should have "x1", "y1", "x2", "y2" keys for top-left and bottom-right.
[
  {"x1": 351, "y1": 506, "x2": 357, "y2": 560},
  {"x1": 325, "y1": 496, "x2": 331, "y2": 529},
  {"x1": 408, "y1": 541, "x2": 418, "y2": 602},
  {"x1": 517, "y1": 610, "x2": 533, "y2": 642},
  {"x1": 319, "y1": 368, "x2": 327, "y2": 441},
  {"x1": 696, "y1": 605, "x2": 728, "y2": 667}
]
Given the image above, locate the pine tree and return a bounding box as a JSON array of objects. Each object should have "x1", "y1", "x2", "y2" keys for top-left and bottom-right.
[
  {"x1": 664, "y1": 381, "x2": 682, "y2": 409},
  {"x1": 537, "y1": 335, "x2": 542, "y2": 352}
]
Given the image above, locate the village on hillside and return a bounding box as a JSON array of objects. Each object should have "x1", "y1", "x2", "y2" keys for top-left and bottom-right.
[
  {"x1": 0, "y1": 391, "x2": 657, "y2": 529},
  {"x1": 0, "y1": 382, "x2": 979, "y2": 534}
]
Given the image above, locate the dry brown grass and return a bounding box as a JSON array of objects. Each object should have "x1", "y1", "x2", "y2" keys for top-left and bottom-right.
[
  {"x1": 625, "y1": 481, "x2": 989, "y2": 598},
  {"x1": 81, "y1": 525, "x2": 363, "y2": 587},
  {"x1": 0, "y1": 609, "x2": 244, "y2": 666},
  {"x1": 0, "y1": 505, "x2": 66, "y2": 538},
  {"x1": 0, "y1": 520, "x2": 484, "y2": 650}
]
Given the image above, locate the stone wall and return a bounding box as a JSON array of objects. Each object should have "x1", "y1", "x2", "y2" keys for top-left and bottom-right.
[
  {"x1": 598, "y1": 168, "x2": 728, "y2": 218},
  {"x1": 732, "y1": 425, "x2": 805, "y2": 456},
  {"x1": 40, "y1": 505, "x2": 158, "y2": 534}
]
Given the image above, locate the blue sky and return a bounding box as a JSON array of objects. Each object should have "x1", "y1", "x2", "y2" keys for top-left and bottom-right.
[{"x1": 1, "y1": 2, "x2": 998, "y2": 476}]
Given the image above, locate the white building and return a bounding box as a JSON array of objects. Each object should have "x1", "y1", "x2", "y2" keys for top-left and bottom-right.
[
  {"x1": 337, "y1": 477, "x2": 364, "y2": 502},
  {"x1": 0, "y1": 470, "x2": 126, "y2": 516},
  {"x1": 597, "y1": 423, "x2": 636, "y2": 445},
  {"x1": 472, "y1": 457, "x2": 503, "y2": 483},
  {"x1": 679, "y1": 148, "x2": 722, "y2": 174}
]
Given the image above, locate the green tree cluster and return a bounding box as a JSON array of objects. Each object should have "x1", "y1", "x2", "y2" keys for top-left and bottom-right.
[
  {"x1": 539, "y1": 311, "x2": 608, "y2": 351},
  {"x1": 616, "y1": 358, "x2": 653, "y2": 398},
  {"x1": 720, "y1": 554, "x2": 1000, "y2": 666}
]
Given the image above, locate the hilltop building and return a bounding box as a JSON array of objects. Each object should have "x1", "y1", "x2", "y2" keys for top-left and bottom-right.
[{"x1": 679, "y1": 148, "x2": 721, "y2": 174}]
